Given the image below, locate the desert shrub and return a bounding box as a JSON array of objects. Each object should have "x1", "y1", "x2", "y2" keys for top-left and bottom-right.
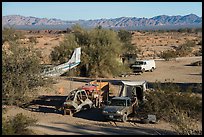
[
  {"x1": 2, "y1": 28, "x2": 25, "y2": 44},
  {"x1": 160, "y1": 40, "x2": 196, "y2": 60},
  {"x1": 28, "y1": 36, "x2": 38, "y2": 44},
  {"x1": 169, "y1": 109, "x2": 202, "y2": 135},
  {"x1": 175, "y1": 40, "x2": 195, "y2": 57},
  {"x1": 197, "y1": 40, "x2": 202, "y2": 45},
  {"x1": 160, "y1": 50, "x2": 177, "y2": 60},
  {"x1": 194, "y1": 48, "x2": 202, "y2": 56},
  {"x1": 177, "y1": 28, "x2": 201, "y2": 33},
  {"x1": 2, "y1": 30, "x2": 47, "y2": 106},
  {"x1": 44, "y1": 42, "x2": 51, "y2": 45},
  {"x1": 2, "y1": 113, "x2": 37, "y2": 135},
  {"x1": 139, "y1": 81, "x2": 202, "y2": 135}
]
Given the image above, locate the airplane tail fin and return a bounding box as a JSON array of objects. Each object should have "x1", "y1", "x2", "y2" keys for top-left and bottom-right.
[{"x1": 68, "y1": 47, "x2": 81, "y2": 64}]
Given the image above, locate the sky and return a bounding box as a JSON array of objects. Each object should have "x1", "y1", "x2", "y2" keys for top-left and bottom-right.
[{"x1": 2, "y1": 2, "x2": 202, "y2": 21}]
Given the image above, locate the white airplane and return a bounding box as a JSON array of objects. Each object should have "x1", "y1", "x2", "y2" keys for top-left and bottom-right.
[{"x1": 42, "y1": 47, "x2": 81, "y2": 77}]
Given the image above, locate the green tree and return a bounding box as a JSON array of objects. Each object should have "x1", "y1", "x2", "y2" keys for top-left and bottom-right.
[
  {"x1": 50, "y1": 26, "x2": 130, "y2": 77},
  {"x1": 117, "y1": 29, "x2": 138, "y2": 64},
  {"x1": 117, "y1": 29, "x2": 132, "y2": 43},
  {"x1": 50, "y1": 34, "x2": 79, "y2": 64},
  {"x1": 2, "y1": 29, "x2": 46, "y2": 106}
]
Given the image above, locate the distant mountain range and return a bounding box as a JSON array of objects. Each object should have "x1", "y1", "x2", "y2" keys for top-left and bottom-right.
[{"x1": 2, "y1": 14, "x2": 202, "y2": 30}]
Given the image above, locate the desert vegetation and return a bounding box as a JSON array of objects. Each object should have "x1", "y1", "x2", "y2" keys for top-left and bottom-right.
[
  {"x1": 50, "y1": 25, "x2": 136, "y2": 77},
  {"x1": 2, "y1": 28, "x2": 50, "y2": 135},
  {"x1": 132, "y1": 27, "x2": 202, "y2": 59},
  {"x1": 2, "y1": 112, "x2": 37, "y2": 135},
  {"x1": 138, "y1": 80, "x2": 202, "y2": 135},
  {"x1": 159, "y1": 40, "x2": 201, "y2": 60},
  {"x1": 2, "y1": 29, "x2": 46, "y2": 106}
]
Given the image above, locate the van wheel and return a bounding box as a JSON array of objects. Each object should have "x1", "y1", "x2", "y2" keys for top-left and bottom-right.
[
  {"x1": 142, "y1": 69, "x2": 145, "y2": 73},
  {"x1": 122, "y1": 114, "x2": 128, "y2": 122},
  {"x1": 150, "y1": 67, "x2": 154, "y2": 72}
]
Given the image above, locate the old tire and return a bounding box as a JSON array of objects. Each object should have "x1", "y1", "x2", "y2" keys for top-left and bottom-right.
[{"x1": 122, "y1": 114, "x2": 128, "y2": 122}]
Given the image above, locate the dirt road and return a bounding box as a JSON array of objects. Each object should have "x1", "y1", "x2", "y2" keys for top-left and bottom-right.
[
  {"x1": 118, "y1": 56, "x2": 202, "y2": 83},
  {"x1": 5, "y1": 106, "x2": 176, "y2": 135}
]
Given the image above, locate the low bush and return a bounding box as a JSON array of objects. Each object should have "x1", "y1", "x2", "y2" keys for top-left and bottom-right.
[
  {"x1": 176, "y1": 40, "x2": 195, "y2": 57},
  {"x1": 160, "y1": 50, "x2": 177, "y2": 60},
  {"x1": 2, "y1": 28, "x2": 25, "y2": 44},
  {"x1": 160, "y1": 40, "x2": 197, "y2": 60},
  {"x1": 2, "y1": 113, "x2": 37, "y2": 135},
  {"x1": 139, "y1": 81, "x2": 202, "y2": 135},
  {"x1": 28, "y1": 36, "x2": 38, "y2": 44}
]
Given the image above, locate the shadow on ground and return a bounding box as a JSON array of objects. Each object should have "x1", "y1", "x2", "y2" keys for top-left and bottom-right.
[
  {"x1": 72, "y1": 108, "x2": 106, "y2": 122},
  {"x1": 22, "y1": 95, "x2": 67, "y2": 114},
  {"x1": 34, "y1": 121, "x2": 177, "y2": 135}
]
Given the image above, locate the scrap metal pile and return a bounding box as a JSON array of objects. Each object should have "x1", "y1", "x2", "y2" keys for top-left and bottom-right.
[{"x1": 62, "y1": 80, "x2": 156, "y2": 123}]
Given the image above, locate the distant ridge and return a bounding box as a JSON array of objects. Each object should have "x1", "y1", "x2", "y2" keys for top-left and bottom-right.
[{"x1": 2, "y1": 14, "x2": 202, "y2": 30}]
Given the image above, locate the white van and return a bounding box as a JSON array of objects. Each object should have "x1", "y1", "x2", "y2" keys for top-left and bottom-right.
[{"x1": 130, "y1": 60, "x2": 156, "y2": 73}]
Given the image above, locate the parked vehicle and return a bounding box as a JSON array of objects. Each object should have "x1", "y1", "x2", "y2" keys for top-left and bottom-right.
[
  {"x1": 118, "y1": 80, "x2": 157, "y2": 123},
  {"x1": 130, "y1": 60, "x2": 156, "y2": 73},
  {"x1": 62, "y1": 89, "x2": 93, "y2": 116},
  {"x1": 102, "y1": 96, "x2": 138, "y2": 122},
  {"x1": 102, "y1": 80, "x2": 148, "y2": 122}
]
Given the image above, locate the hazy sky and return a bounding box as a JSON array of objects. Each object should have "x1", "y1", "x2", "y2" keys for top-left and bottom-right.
[{"x1": 2, "y1": 2, "x2": 202, "y2": 20}]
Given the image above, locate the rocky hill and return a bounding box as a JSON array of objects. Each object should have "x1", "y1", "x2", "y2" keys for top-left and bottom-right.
[{"x1": 2, "y1": 14, "x2": 202, "y2": 30}]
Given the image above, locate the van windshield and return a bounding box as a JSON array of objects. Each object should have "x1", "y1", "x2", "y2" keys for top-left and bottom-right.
[{"x1": 135, "y1": 61, "x2": 145, "y2": 65}]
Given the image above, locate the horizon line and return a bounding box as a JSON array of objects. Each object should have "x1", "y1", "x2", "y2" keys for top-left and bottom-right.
[{"x1": 3, "y1": 13, "x2": 202, "y2": 21}]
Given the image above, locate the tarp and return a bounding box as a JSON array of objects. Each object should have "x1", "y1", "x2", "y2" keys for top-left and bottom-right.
[
  {"x1": 121, "y1": 80, "x2": 146, "y2": 86},
  {"x1": 119, "y1": 80, "x2": 147, "y2": 100}
]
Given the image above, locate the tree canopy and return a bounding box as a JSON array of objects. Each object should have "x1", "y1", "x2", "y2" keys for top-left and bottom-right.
[{"x1": 50, "y1": 26, "x2": 136, "y2": 77}]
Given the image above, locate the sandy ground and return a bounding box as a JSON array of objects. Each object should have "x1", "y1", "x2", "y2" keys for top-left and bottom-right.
[
  {"x1": 120, "y1": 56, "x2": 202, "y2": 83},
  {"x1": 3, "y1": 32, "x2": 202, "y2": 135},
  {"x1": 4, "y1": 105, "x2": 177, "y2": 135}
]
